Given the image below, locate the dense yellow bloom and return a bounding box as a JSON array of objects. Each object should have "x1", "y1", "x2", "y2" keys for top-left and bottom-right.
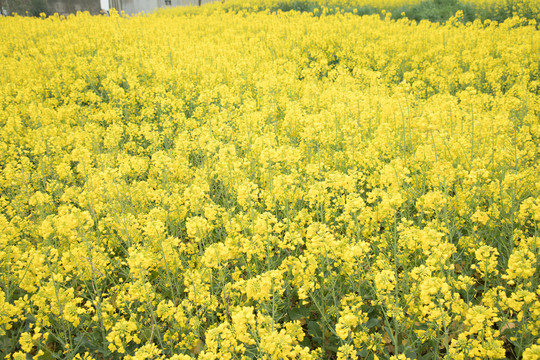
[
  {"x1": 472, "y1": 245, "x2": 499, "y2": 277},
  {"x1": 449, "y1": 306, "x2": 506, "y2": 359},
  {"x1": 503, "y1": 248, "x2": 537, "y2": 285},
  {"x1": 524, "y1": 344, "x2": 540, "y2": 360},
  {"x1": 107, "y1": 319, "x2": 141, "y2": 354},
  {"x1": 0, "y1": 3, "x2": 539, "y2": 359}
]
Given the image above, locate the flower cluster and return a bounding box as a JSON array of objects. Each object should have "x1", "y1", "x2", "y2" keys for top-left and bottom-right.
[{"x1": 0, "y1": 4, "x2": 539, "y2": 360}]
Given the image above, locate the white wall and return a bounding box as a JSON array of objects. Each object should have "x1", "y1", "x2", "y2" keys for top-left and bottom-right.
[
  {"x1": 109, "y1": 0, "x2": 219, "y2": 14},
  {"x1": 121, "y1": 0, "x2": 158, "y2": 14}
]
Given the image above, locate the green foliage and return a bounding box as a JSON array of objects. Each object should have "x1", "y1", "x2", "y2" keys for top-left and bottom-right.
[{"x1": 398, "y1": 0, "x2": 477, "y2": 23}]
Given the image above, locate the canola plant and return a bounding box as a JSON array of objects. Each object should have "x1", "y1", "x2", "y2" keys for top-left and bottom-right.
[
  {"x1": 0, "y1": 5, "x2": 539, "y2": 360},
  {"x1": 159, "y1": 0, "x2": 540, "y2": 22}
]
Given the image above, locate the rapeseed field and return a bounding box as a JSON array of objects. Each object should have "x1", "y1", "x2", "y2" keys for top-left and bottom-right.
[{"x1": 0, "y1": 3, "x2": 539, "y2": 360}]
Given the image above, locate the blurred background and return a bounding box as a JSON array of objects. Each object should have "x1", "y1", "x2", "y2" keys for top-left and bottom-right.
[{"x1": 1, "y1": 0, "x2": 219, "y2": 16}]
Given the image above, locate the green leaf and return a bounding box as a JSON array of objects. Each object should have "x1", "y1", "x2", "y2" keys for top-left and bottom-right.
[
  {"x1": 366, "y1": 317, "x2": 380, "y2": 329},
  {"x1": 289, "y1": 306, "x2": 310, "y2": 321}
]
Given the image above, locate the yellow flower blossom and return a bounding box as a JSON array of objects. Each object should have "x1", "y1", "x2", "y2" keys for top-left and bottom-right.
[{"x1": 0, "y1": 4, "x2": 539, "y2": 359}]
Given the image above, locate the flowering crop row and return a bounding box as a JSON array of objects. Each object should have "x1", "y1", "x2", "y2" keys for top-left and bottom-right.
[
  {"x1": 0, "y1": 7, "x2": 539, "y2": 360},
  {"x1": 158, "y1": 0, "x2": 540, "y2": 23}
]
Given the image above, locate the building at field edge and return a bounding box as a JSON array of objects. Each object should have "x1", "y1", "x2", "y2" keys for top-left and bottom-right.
[
  {"x1": 0, "y1": 0, "x2": 218, "y2": 16},
  {"x1": 108, "y1": 0, "x2": 217, "y2": 15},
  {"x1": 1, "y1": 0, "x2": 101, "y2": 15}
]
